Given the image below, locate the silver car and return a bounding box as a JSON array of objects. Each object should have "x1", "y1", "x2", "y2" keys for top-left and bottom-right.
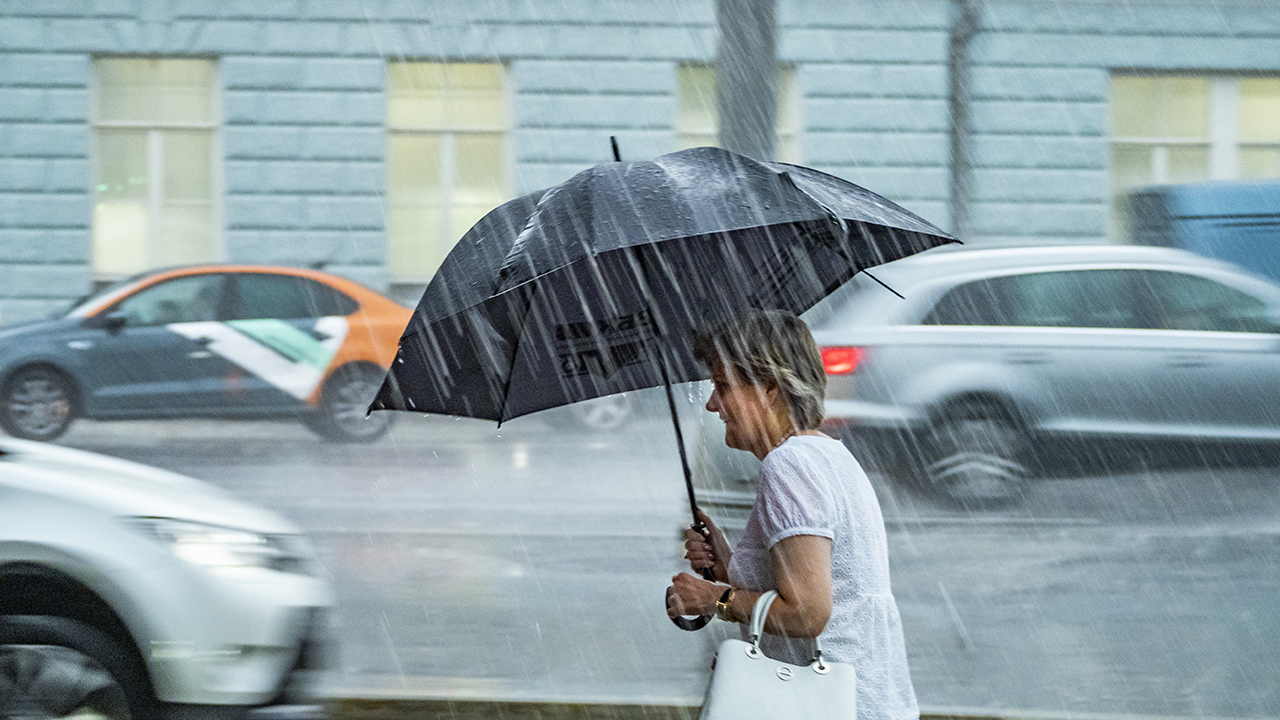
[{"x1": 698, "y1": 244, "x2": 1280, "y2": 510}]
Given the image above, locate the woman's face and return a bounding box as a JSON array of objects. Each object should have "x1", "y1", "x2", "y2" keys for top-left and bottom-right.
[{"x1": 705, "y1": 362, "x2": 778, "y2": 454}]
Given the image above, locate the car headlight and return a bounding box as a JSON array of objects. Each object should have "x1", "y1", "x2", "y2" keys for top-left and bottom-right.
[{"x1": 127, "y1": 518, "x2": 315, "y2": 574}]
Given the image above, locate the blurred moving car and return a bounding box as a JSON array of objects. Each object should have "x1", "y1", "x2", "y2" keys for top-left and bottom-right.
[
  {"x1": 0, "y1": 266, "x2": 412, "y2": 443},
  {"x1": 1127, "y1": 179, "x2": 1280, "y2": 285},
  {"x1": 696, "y1": 245, "x2": 1280, "y2": 509},
  {"x1": 0, "y1": 436, "x2": 332, "y2": 719}
]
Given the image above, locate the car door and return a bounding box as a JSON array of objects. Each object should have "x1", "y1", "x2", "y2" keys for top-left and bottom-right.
[
  {"x1": 920, "y1": 268, "x2": 1166, "y2": 437},
  {"x1": 86, "y1": 273, "x2": 236, "y2": 415},
  {"x1": 211, "y1": 273, "x2": 354, "y2": 412},
  {"x1": 1129, "y1": 269, "x2": 1280, "y2": 440}
]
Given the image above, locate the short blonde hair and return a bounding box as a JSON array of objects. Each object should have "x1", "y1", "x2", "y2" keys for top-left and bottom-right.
[{"x1": 692, "y1": 309, "x2": 826, "y2": 430}]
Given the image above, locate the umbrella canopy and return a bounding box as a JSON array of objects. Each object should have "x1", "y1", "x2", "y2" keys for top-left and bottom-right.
[{"x1": 370, "y1": 146, "x2": 956, "y2": 422}]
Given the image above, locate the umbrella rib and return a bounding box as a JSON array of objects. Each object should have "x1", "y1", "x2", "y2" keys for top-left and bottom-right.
[
  {"x1": 861, "y1": 269, "x2": 906, "y2": 299},
  {"x1": 493, "y1": 279, "x2": 541, "y2": 426}
]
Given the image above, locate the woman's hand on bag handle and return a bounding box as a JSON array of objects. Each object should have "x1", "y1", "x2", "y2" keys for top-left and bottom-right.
[{"x1": 684, "y1": 509, "x2": 731, "y2": 583}]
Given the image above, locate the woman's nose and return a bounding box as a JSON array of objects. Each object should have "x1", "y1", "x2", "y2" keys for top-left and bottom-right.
[{"x1": 705, "y1": 389, "x2": 719, "y2": 412}]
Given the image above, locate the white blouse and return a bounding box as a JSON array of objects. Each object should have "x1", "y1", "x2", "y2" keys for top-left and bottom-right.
[{"x1": 726, "y1": 435, "x2": 919, "y2": 720}]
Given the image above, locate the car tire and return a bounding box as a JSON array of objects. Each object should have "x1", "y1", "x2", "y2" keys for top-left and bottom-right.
[
  {"x1": 0, "y1": 615, "x2": 153, "y2": 720},
  {"x1": 304, "y1": 363, "x2": 394, "y2": 443},
  {"x1": 0, "y1": 367, "x2": 76, "y2": 442},
  {"x1": 918, "y1": 402, "x2": 1031, "y2": 507}
]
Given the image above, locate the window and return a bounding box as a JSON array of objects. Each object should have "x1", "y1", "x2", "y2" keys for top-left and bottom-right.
[
  {"x1": 92, "y1": 59, "x2": 219, "y2": 280},
  {"x1": 386, "y1": 62, "x2": 508, "y2": 288},
  {"x1": 113, "y1": 274, "x2": 224, "y2": 327},
  {"x1": 675, "y1": 64, "x2": 801, "y2": 163},
  {"x1": 924, "y1": 270, "x2": 1145, "y2": 329},
  {"x1": 1110, "y1": 75, "x2": 1280, "y2": 238},
  {"x1": 1135, "y1": 271, "x2": 1276, "y2": 333},
  {"x1": 230, "y1": 274, "x2": 357, "y2": 320}
]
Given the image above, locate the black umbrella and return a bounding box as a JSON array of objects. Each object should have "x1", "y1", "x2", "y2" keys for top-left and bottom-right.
[{"x1": 370, "y1": 145, "x2": 957, "y2": 628}]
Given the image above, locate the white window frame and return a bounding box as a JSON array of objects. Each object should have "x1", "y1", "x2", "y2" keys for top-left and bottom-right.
[{"x1": 89, "y1": 56, "x2": 224, "y2": 282}]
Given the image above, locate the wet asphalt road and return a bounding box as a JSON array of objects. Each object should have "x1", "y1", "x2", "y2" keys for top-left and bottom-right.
[{"x1": 58, "y1": 410, "x2": 1280, "y2": 717}]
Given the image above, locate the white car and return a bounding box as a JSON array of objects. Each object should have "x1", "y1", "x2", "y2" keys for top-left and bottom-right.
[
  {"x1": 695, "y1": 245, "x2": 1280, "y2": 509},
  {"x1": 812, "y1": 244, "x2": 1280, "y2": 504},
  {"x1": 0, "y1": 437, "x2": 332, "y2": 719}
]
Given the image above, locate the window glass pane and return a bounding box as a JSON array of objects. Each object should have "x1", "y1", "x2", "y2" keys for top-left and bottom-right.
[
  {"x1": 388, "y1": 134, "x2": 444, "y2": 206},
  {"x1": 1160, "y1": 77, "x2": 1210, "y2": 139},
  {"x1": 1166, "y1": 145, "x2": 1211, "y2": 184},
  {"x1": 159, "y1": 205, "x2": 215, "y2": 267},
  {"x1": 159, "y1": 130, "x2": 216, "y2": 266},
  {"x1": 1111, "y1": 144, "x2": 1154, "y2": 193},
  {"x1": 1239, "y1": 78, "x2": 1280, "y2": 143},
  {"x1": 1110, "y1": 76, "x2": 1209, "y2": 139},
  {"x1": 1135, "y1": 271, "x2": 1273, "y2": 332},
  {"x1": 163, "y1": 131, "x2": 213, "y2": 200},
  {"x1": 97, "y1": 58, "x2": 215, "y2": 124},
  {"x1": 114, "y1": 274, "x2": 222, "y2": 326},
  {"x1": 452, "y1": 133, "x2": 506, "y2": 240},
  {"x1": 1240, "y1": 147, "x2": 1280, "y2": 179},
  {"x1": 677, "y1": 64, "x2": 718, "y2": 148},
  {"x1": 388, "y1": 62, "x2": 504, "y2": 131},
  {"x1": 1111, "y1": 76, "x2": 1160, "y2": 137},
  {"x1": 93, "y1": 129, "x2": 149, "y2": 276},
  {"x1": 387, "y1": 134, "x2": 445, "y2": 280},
  {"x1": 388, "y1": 205, "x2": 447, "y2": 281}
]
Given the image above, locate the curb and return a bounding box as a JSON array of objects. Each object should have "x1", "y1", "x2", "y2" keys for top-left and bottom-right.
[
  {"x1": 329, "y1": 698, "x2": 1027, "y2": 720},
  {"x1": 331, "y1": 698, "x2": 700, "y2": 719}
]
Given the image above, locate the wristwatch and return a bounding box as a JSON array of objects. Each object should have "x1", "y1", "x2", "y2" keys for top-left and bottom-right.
[{"x1": 716, "y1": 586, "x2": 737, "y2": 622}]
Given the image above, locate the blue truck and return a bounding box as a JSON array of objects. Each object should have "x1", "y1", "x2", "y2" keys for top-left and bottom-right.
[{"x1": 1127, "y1": 179, "x2": 1280, "y2": 283}]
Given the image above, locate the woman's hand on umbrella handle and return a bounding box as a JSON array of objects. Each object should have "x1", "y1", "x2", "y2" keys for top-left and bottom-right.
[
  {"x1": 667, "y1": 572, "x2": 724, "y2": 616},
  {"x1": 666, "y1": 574, "x2": 717, "y2": 631},
  {"x1": 685, "y1": 510, "x2": 730, "y2": 582}
]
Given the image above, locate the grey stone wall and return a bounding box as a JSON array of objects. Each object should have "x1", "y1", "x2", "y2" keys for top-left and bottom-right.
[{"x1": 2, "y1": 0, "x2": 1280, "y2": 324}]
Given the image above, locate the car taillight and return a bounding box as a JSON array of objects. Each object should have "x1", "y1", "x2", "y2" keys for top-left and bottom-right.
[{"x1": 821, "y1": 346, "x2": 864, "y2": 375}]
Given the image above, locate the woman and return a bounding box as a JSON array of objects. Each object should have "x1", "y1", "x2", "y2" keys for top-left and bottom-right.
[{"x1": 665, "y1": 309, "x2": 918, "y2": 720}]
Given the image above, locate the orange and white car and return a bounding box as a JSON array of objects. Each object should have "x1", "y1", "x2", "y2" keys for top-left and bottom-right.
[{"x1": 0, "y1": 265, "x2": 412, "y2": 443}]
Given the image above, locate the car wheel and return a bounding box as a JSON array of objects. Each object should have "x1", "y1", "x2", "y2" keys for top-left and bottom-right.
[
  {"x1": 569, "y1": 394, "x2": 634, "y2": 431},
  {"x1": 304, "y1": 364, "x2": 393, "y2": 443},
  {"x1": 920, "y1": 403, "x2": 1030, "y2": 507},
  {"x1": 0, "y1": 616, "x2": 152, "y2": 720},
  {"x1": 0, "y1": 367, "x2": 76, "y2": 442}
]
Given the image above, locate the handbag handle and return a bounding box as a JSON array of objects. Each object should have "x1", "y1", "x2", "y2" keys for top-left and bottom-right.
[{"x1": 746, "y1": 590, "x2": 825, "y2": 665}]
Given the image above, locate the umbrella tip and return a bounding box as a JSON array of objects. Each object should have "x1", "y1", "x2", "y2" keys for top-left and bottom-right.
[{"x1": 610, "y1": 136, "x2": 621, "y2": 162}]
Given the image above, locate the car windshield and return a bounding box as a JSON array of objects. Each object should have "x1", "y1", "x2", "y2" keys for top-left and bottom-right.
[{"x1": 62, "y1": 273, "x2": 155, "y2": 319}]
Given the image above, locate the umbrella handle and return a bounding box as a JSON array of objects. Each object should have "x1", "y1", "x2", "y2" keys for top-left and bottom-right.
[{"x1": 669, "y1": 523, "x2": 716, "y2": 631}]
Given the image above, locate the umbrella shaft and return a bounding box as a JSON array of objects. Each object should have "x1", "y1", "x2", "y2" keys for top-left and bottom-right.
[{"x1": 660, "y1": 363, "x2": 701, "y2": 527}]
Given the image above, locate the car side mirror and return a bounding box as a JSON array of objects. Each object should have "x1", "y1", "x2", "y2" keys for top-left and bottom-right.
[{"x1": 83, "y1": 312, "x2": 127, "y2": 332}]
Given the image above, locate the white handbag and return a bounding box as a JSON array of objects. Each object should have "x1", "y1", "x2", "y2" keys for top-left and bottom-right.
[{"x1": 699, "y1": 590, "x2": 858, "y2": 719}]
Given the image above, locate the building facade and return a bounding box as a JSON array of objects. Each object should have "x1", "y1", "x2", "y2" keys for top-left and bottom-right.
[{"x1": 2, "y1": 0, "x2": 1279, "y2": 324}]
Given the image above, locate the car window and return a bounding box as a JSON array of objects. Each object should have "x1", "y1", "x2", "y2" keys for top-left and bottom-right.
[
  {"x1": 923, "y1": 270, "x2": 1149, "y2": 329},
  {"x1": 1134, "y1": 271, "x2": 1277, "y2": 333},
  {"x1": 112, "y1": 274, "x2": 224, "y2": 327},
  {"x1": 920, "y1": 275, "x2": 1018, "y2": 326},
  {"x1": 230, "y1": 273, "x2": 358, "y2": 320}
]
